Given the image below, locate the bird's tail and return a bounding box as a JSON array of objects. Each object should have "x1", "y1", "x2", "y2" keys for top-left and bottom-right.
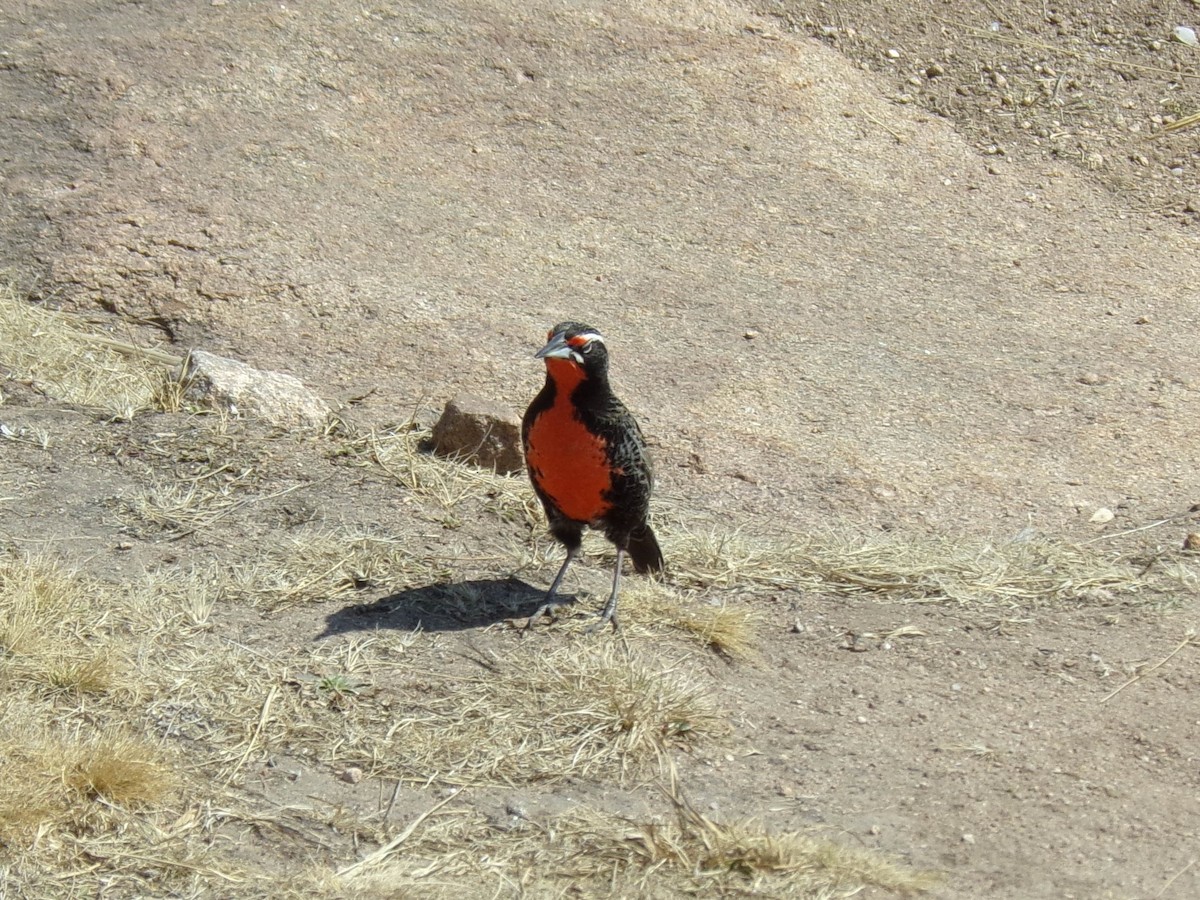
[{"x1": 627, "y1": 523, "x2": 664, "y2": 575}]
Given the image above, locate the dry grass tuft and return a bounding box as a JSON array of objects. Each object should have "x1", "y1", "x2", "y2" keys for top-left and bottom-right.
[
  {"x1": 668, "y1": 528, "x2": 1140, "y2": 609},
  {"x1": 619, "y1": 579, "x2": 758, "y2": 658},
  {"x1": 229, "y1": 526, "x2": 451, "y2": 609},
  {"x1": 40, "y1": 650, "x2": 123, "y2": 696},
  {"x1": 369, "y1": 643, "x2": 724, "y2": 784},
  {"x1": 0, "y1": 552, "x2": 86, "y2": 656},
  {"x1": 0, "y1": 718, "x2": 174, "y2": 844},
  {"x1": 0, "y1": 554, "x2": 132, "y2": 698},
  {"x1": 64, "y1": 730, "x2": 175, "y2": 805},
  {"x1": 338, "y1": 425, "x2": 538, "y2": 524},
  {"x1": 0, "y1": 717, "x2": 64, "y2": 846},
  {"x1": 0, "y1": 277, "x2": 179, "y2": 418},
  {"x1": 341, "y1": 784, "x2": 936, "y2": 898},
  {"x1": 123, "y1": 473, "x2": 252, "y2": 535}
]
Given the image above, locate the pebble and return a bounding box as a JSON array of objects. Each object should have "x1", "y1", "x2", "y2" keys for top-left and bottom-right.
[
  {"x1": 505, "y1": 800, "x2": 527, "y2": 819},
  {"x1": 962, "y1": 833, "x2": 976, "y2": 845},
  {"x1": 1090, "y1": 507, "x2": 1115, "y2": 524},
  {"x1": 1183, "y1": 533, "x2": 1200, "y2": 552},
  {"x1": 340, "y1": 766, "x2": 363, "y2": 784},
  {"x1": 886, "y1": 48, "x2": 901, "y2": 59},
  {"x1": 1077, "y1": 372, "x2": 1106, "y2": 385}
]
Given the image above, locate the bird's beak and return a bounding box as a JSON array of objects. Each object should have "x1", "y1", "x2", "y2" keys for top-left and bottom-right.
[{"x1": 535, "y1": 332, "x2": 573, "y2": 360}]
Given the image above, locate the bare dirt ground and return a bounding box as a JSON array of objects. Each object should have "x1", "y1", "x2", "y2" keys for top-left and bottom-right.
[{"x1": 1, "y1": 1, "x2": 1199, "y2": 897}]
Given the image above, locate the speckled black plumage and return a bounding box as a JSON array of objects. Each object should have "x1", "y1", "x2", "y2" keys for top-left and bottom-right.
[{"x1": 522, "y1": 321, "x2": 662, "y2": 630}]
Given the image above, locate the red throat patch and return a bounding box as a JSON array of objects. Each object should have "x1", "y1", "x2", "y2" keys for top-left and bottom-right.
[{"x1": 544, "y1": 357, "x2": 584, "y2": 391}]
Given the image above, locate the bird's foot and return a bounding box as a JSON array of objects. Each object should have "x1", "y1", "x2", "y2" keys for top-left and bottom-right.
[
  {"x1": 522, "y1": 598, "x2": 570, "y2": 632},
  {"x1": 584, "y1": 605, "x2": 620, "y2": 635}
]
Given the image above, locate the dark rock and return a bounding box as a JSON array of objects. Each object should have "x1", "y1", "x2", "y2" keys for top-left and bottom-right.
[{"x1": 431, "y1": 394, "x2": 523, "y2": 474}]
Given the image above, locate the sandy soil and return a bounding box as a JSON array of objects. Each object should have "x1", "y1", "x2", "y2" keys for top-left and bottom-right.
[{"x1": 1, "y1": 1, "x2": 1198, "y2": 897}]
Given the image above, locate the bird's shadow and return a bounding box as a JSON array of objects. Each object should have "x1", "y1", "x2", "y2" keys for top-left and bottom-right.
[{"x1": 317, "y1": 577, "x2": 575, "y2": 637}]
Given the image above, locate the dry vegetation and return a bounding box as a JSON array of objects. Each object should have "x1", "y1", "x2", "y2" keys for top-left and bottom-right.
[
  {"x1": 668, "y1": 526, "x2": 1146, "y2": 608},
  {"x1": 0, "y1": 278, "x2": 181, "y2": 418},
  {"x1": 2, "y1": 282, "x2": 1182, "y2": 896},
  {"x1": 336, "y1": 781, "x2": 942, "y2": 898}
]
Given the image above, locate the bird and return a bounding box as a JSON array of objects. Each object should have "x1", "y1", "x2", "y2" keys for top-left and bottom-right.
[{"x1": 521, "y1": 321, "x2": 663, "y2": 631}]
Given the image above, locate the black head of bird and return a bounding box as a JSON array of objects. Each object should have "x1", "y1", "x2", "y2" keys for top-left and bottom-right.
[{"x1": 535, "y1": 322, "x2": 610, "y2": 382}]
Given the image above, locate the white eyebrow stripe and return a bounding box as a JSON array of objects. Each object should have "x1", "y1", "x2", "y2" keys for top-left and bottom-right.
[{"x1": 575, "y1": 332, "x2": 605, "y2": 344}]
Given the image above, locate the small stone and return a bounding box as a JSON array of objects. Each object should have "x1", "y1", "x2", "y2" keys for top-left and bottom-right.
[
  {"x1": 431, "y1": 394, "x2": 523, "y2": 474},
  {"x1": 184, "y1": 350, "x2": 331, "y2": 428},
  {"x1": 777, "y1": 782, "x2": 796, "y2": 798},
  {"x1": 744, "y1": 329, "x2": 759, "y2": 340},
  {"x1": 926, "y1": 63, "x2": 945, "y2": 77},
  {"x1": 1090, "y1": 507, "x2": 1115, "y2": 524},
  {"x1": 843, "y1": 632, "x2": 870, "y2": 652},
  {"x1": 340, "y1": 766, "x2": 363, "y2": 784},
  {"x1": 1077, "y1": 372, "x2": 1106, "y2": 386},
  {"x1": 1135, "y1": 316, "x2": 1151, "y2": 325},
  {"x1": 1183, "y1": 533, "x2": 1200, "y2": 552},
  {"x1": 504, "y1": 800, "x2": 527, "y2": 819},
  {"x1": 962, "y1": 833, "x2": 976, "y2": 845},
  {"x1": 886, "y1": 48, "x2": 901, "y2": 59},
  {"x1": 856, "y1": 715, "x2": 868, "y2": 724}
]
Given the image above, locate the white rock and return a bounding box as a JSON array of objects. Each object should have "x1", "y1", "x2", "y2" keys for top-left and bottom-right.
[
  {"x1": 1090, "y1": 507, "x2": 1115, "y2": 524},
  {"x1": 184, "y1": 349, "x2": 331, "y2": 428},
  {"x1": 1173, "y1": 26, "x2": 1198, "y2": 47}
]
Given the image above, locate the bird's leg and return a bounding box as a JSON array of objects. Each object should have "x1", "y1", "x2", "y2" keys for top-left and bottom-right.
[
  {"x1": 586, "y1": 548, "x2": 624, "y2": 634},
  {"x1": 524, "y1": 545, "x2": 580, "y2": 629}
]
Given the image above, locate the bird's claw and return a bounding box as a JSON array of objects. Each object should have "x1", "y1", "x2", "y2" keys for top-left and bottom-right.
[
  {"x1": 522, "y1": 599, "x2": 567, "y2": 633},
  {"x1": 583, "y1": 611, "x2": 619, "y2": 635}
]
